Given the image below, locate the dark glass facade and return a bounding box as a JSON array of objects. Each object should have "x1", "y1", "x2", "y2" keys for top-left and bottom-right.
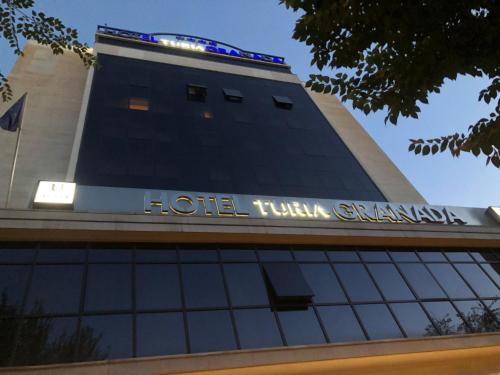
[
  {"x1": 1, "y1": 244, "x2": 499, "y2": 366},
  {"x1": 74, "y1": 54, "x2": 384, "y2": 201}
]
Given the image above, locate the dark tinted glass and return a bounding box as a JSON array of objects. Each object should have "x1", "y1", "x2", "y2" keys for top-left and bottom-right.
[
  {"x1": 368, "y1": 264, "x2": 414, "y2": 301},
  {"x1": 454, "y1": 301, "x2": 499, "y2": 333},
  {"x1": 423, "y1": 302, "x2": 465, "y2": 335},
  {"x1": 136, "y1": 313, "x2": 186, "y2": 356},
  {"x1": 258, "y1": 250, "x2": 293, "y2": 262},
  {"x1": 224, "y1": 264, "x2": 268, "y2": 306},
  {"x1": 85, "y1": 264, "x2": 132, "y2": 311},
  {"x1": 355, "y1": 304, "x2": 403, "y2": 340},
  {"x1": 0, "y1": 265, "x2": 30, "y2": 316},
  {"x1": 37, "y1": 249, "x2": 86, "y2": 263},
  {"x1": 390, "y1": 303, "x2": 434, "y2": 337},
  {"x1": 187, "y1": 311, "x2": 237, "y2": 353},
  {"x1": 0, "y1": 249, "x2": 35, "y2": 263},
  {"x1": 136, "y1": 265, "x2": 182, "y2": 310},
  {"x1": 444, "y1": 252, "x2": 473, "y2": 262},
  {"x1": 418, "y1": 252, "x2": 446, "y2": 262},
  {"x1": 359, "y1": 251, "x2": 390, "y2": 262},
  {"x1": 398, "y1": 264, "x2": 446, "y2": 299},
  {"x1": 278, "y1": 308, "x2": 326, "y2": 345},
  {"x1": 263, "y1": 263, "x2": 313, "y2": 300},
  {"x1": 427, "y1": 264, "x2": 475, "y2": 299},
  {"x1": 13, "y1": 317, "x2": 78, "y2": 365},
  {"x1": 234, "y1": 309, "x2": 283, "y2": 349},
  {"x1": 220, "y1": 250, "x2": 257, "y2": 262},
  {"x1": 182, "y1": 264, "x2": 227, "y2": 308},
  {"x1": 79, "y1": 315, "x2": 132, "y2": 360},
  {"x1": 179, "y1": 249, "x2": 218, "y2": 262},
  {"x1": 293, "y1": 251, "x2": 327, "y2": 262},
  {"x1": 480, "y1": 263, "x2": 500, "y2": 287},
  {"x1": 135, "y1": 249, "x2": 177, "y2": 262},
  {"x1": 454, "y1": 264, "x2": 500, "y2": 298},
  {"x1": 390, "y1": 251, "x2": 419, "y2": 262},
  {"x1": 300, "y1": 264, "x2": 347, "y2": 303},
  {"x1": 327, "y1": 251, "x2": 359, "y2": 262},
  {"x1": 317, "y1": 306, "x2": 366, "y2": 342},
  {"x1": 334, "y1": 264, "x2": 381, "y2": 302},
  {"x1": 25, "y1": 265, "x2": 83, "y2": 314},
  {"x1": 88, "y1": 249, "x2": 132, "y2": 262}
]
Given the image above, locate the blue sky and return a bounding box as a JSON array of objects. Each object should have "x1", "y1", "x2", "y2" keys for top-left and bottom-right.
[{"x1": 1, "y1": 0, "x2": 498, "y2": 208}]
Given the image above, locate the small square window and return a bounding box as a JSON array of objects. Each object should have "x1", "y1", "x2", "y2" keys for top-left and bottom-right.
[
  {"x1": 263, "y1": 263, "x2": 314, "y2": 304},
  {"x1": 223, "y1": 88, "x2": 243, "y2": 102},
  {"x1": 129, "y1": 97, "x2": 149, "y2": 111},
  {"x1": 273, "y1": 95, "x2": 293, "y2": 109},
  {"x1": 187, "y1": 84, "x2": 207, "y2": 102}
]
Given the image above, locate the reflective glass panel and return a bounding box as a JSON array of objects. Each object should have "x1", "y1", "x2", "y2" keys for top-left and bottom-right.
[
  {"x1": 334, "y1": 264, "x2": 382, "y2": 302},
  {"x1": 25, "y1": 265, "x2": 83, "y2": 314},
  {"x1": 179, "y1": 250, "x2": 218, "y2": 262},
  {"x1": 293, "y1": 251, "x2": 327, "y2": 262},
  {"x1": 135, "y1": 249, "x2": 177, "y2": 262},
  {"x1": 418, "y1": 252, "x2": 446, "y2": 262},
  {"x1": 317, "y1": 306, "x2": 366, "y2": 342},
  {"x1": 0, "y1": 249, "x2": 35, "y2": 263},
  {"x1": 355, "y1": 304, "x2": 403, "y2": 340},
  {"x1": 278, "y1": 308, "x2": 326, "y2": 345},
  {"x1": 88, "y1": 249, "x2": 132, "y2": 262},
  {"x1": 136, "y1": 313, "x2": 186, "y2": 356},
  {"x1": 390, "y1": 251, "x2": 419, "y2": 262},
  {"x1": 258, "y1": 250, "x2": 293, "y2": 262},
  {"x1": 220, "y1": 250, "x2": 257, "y2": 262},
  {"x1": 85, "y1": 265, "x2": 132, "y2": 311},
  {"x1": 13, "y1": 317, "x2": 78, "y2": 365},
  {"x1": 0, "y1": 265, "x2": 30, "y2": 316},
  {"x1": 444, "y1": 252, "x2": 473, "y2": 262},
  {"x1": 398, "y1": 264, "x2": 446, "y2": 299},
  {"x1": 327, "y1": 251, "x2": 359, "y2": 262},
  {"x1": 136, "y1": 265, "x2": 182, "y2": 310},
  {"x1": 368, "y1": 264, "x2": 414, "y2": 301},
  {"x1": 79, "y1": 314, "x2": 132, "y2": 360},
  {"x1": 234, "y1": 309, "x2": 283, "y2": 349},
  {"x1": 427, "y1": 264, "x2": 475, "y2": 299},
  {"x1": 187, "y1": 311, "x2": 237, "y2": 353},
  {"x1": 182, "y1": 264, "x2": 227, "y2": 308},
  {"x1": 454, "y1": 300, "x2": 499, "y2": 333},
  {"x1": 224, "y1": 264, "x2": 268, "y2": 306},
  {"x1": 359, "y1": 251, "x2": 390, "y2": 262},
  {"x1": 454, "y1": 264, "x2": 499, "y2": 298},
  {"x1": 390, "y1": 303, "x2": 434, "y2": 337},
  {"x1": 37, "y1": 249, "x2": 86, "y2": 263},
  {"x1": 300, "y1": 264, "x2": 347, "y2": 303},
  {"x1": 423, "y1": 302, "x2": 465, "y2": 335},
  {"x1": 480, "y1": 263, "x2": 500, "y2": 287}
]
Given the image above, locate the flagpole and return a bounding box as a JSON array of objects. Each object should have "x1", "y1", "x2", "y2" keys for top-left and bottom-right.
[{"x1": 5, "y1": 95, "x2": 27, "y2": 208}]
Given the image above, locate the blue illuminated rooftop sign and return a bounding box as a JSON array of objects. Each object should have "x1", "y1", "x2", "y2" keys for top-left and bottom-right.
[{"x1": 97, "y1": 25, "x2": 286, "y2": 65}]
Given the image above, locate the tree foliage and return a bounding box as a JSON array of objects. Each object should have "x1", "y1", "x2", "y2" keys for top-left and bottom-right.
[
  {"x1": 0, "y1": 0, "x2": 94, "y2": 102},
  {"x1": 281, "y1": 0, "x2": 500, "y2": 167}
]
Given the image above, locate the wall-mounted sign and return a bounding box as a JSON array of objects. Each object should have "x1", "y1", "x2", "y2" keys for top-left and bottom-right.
[
  {"x1": 72, "y1": 185, "x2": 500, "y2": 227},
  {"x1": 96, "y1": 25, "x2": 286, "y2": 66},
  {"x1": 33, "y1": 181, "x2": 76, "y2": 208}
]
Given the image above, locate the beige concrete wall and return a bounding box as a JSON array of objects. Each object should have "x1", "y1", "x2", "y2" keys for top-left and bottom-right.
[
  {"x1": 1, "y1": 333, "x2": 499, "y2": 374},
  {"x1": 0, "y1": 42, "x2": 88, "y2": 209},
  {"x1": 307, "y1": 90, "x2": 426, "y2": 204}
]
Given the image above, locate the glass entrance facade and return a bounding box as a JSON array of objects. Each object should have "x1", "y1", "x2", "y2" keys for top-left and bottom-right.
[{"x1": 1, "y1": 244, "x2": 499, "y2": 366}]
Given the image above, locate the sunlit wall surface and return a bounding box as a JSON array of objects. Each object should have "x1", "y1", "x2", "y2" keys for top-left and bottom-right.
[
  {"x1": 1, "y1": 245, "x2": 499, "y2": 366},
  {"x1": 74, "y1": 54, "x2": 384, "y2": 201}
]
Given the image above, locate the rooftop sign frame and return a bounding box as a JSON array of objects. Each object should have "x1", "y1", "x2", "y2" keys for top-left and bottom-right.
[{"x1": 96, "y1": 25, "x2": 288, "y2": 67}]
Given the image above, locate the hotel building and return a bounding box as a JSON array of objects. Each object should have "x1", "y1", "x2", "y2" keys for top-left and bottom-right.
[{"x1": 0, "y1": 26, "x2": 499, "y2": 375}]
